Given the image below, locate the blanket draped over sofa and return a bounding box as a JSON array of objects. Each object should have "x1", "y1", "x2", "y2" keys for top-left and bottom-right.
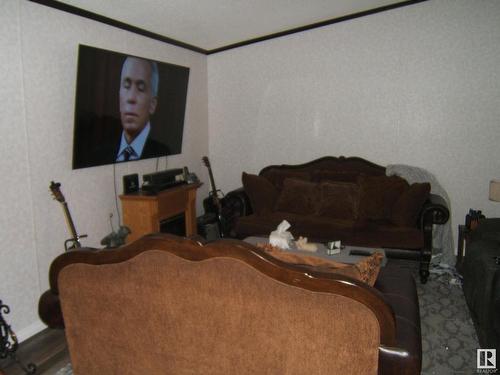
[
  {"x1": 38, "y1": 233, "x2": 422, "y2": 375},
  {"x1": 386, "y1": 164, "x2": 455, "y2": 266},
  {"x1": 229, "y1": 156, "x2": 450, "y2": 283}
]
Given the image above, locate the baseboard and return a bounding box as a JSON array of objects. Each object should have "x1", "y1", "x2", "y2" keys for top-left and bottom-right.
[{"x1": 17, "y1": 319, "x2": 46, "y2": 342}]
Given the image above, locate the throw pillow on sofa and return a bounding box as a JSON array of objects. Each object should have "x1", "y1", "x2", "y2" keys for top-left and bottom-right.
[
  {"x1": 317, "y1": 181, "x2": 360, "y2": 220},
  {"x1": 274, "y1": 178, "x2": 319, "y2": 215},
  {"x1": 242, "y1": 172, "x2": 279, "y2": 215},
  {"x1": 391, "y1": 182, "x2": 431, "y2": 227},
  {"x1": 261, "y1": 169, "x2": 310, "y2": 190},
  {"x1": 357, "y1": 175, "x2": 409, "y2": 221}
]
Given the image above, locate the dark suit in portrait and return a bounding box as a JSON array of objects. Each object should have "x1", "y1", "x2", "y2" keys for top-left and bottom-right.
[{"x1": 74, "y1": 115, "x2": 169, "y2": 169}]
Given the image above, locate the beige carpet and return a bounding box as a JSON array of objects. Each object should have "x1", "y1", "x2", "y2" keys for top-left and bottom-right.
[{"x1": 392, "y1": 259, "x2": 481, "y2": 375}]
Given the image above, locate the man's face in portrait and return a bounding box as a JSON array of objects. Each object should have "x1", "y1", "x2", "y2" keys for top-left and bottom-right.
[{"x1": 119, "y1": 57, "x2": 157, "y2": 142}]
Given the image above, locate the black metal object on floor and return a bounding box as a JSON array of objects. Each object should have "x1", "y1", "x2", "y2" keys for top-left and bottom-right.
[{"x1": 0, "y1": 300, "x2": 37, "y2": 374}]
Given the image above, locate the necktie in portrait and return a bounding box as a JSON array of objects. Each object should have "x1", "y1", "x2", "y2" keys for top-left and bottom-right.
[{"x1": 123, "y1": 145, "x2": 136, "y2": 161}]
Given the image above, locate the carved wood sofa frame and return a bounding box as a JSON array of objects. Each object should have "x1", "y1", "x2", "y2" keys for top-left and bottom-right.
[
  {"x1": 39, "y1": 233, "x2": 417, "y2": 374},
  {"x1": 227, "y1": 156, "x2": 450, "y2": 283}
]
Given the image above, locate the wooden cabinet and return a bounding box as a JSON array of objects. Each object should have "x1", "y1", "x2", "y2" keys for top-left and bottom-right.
[{"x1": 120, "y1": 183, "x2": 201, "y2": 243}]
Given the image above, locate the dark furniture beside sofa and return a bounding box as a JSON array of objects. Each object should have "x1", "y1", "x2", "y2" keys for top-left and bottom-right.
[
  {"x1": 462, "y1": 218, "x2": 500, "y2": 351},
  {"x1": 39, "y1": 233, "x2": 421, "y2": 374},
  {"x1": 229, "y1": 156, "x2": 449, "y2": 283}
]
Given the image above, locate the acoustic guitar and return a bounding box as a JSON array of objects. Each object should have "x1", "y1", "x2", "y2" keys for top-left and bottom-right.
[
  {"x1": 202, "y1": 156, "x2": 225, "y2": 237},
  {"x1": 49, "y1": 181, "x2": 87, "y2": 251}
]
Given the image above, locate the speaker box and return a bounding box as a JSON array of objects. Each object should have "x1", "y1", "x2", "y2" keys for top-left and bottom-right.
[
  {"x1": 123, "y1": 173, "x2": 139, "y2": 194},
  {"x1": 201, "y1": 222, "x2": 220, "y2": 242},
  {"x1": 197, "y1": 213, "x2": 220, "y2": 241}
]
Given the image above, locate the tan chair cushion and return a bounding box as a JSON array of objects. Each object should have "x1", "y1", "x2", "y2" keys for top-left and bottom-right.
[{"x1": 59, "y1": 250, "x2": 381, "y2": 375}]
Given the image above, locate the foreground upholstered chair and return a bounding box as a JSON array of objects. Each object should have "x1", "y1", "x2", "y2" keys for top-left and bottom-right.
[{"x1": 39, "y1": 233, "x2": 420, "y2": 374}]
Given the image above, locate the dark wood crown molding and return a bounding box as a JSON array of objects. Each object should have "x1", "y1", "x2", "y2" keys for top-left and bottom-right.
[
  {"x1": 29, "y1": 0, "x2": 428, "y2": 55},
  {"x1": 208, "y1": 0, "x2": 429, "y2": 54},
  {"x1": 28, "y1": 0, "x2": 207, "y2": 54}
]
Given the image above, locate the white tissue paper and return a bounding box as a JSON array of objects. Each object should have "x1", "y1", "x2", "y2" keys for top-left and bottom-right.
[{"x1": 269, "y1": 220, "x2": 294, "y2": 250}]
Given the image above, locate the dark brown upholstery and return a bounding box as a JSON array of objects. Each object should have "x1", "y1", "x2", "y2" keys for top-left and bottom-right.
[
  {"x1": 38, "y1": 233, "x2": 421, "y2": 375},
  {"x1": 231, "y1": 156, "x2": 449, "y2": 283},
  {"x1": 391, "y1": 183, "x2": 431, "y2": 227},
  {"x1": 350, "y1": 222, "x2": 423, "y2": 249},
  {"x1": 357, "y1": 175, "x2": 409, "y2": 221},
  {"x1": 274, "y1": 178, "x2": 319, "y2": 215},
  {"x1": 311, "y1": 170, "x2": 360, "y2": 183},
  {"x1": 242, "y1": 172, "x2": 278, "y2": 214},
  {"x1": 236, "y1": 212, "x2": 358, "y2": 241},
  {"x1": 262, "y1": 169, "x2": 310, "y2": 190},
  {"x1": 318, "y1": 181, "x2": 359, "y2": 220},
  {"x1": 375, "y1": 265, "x2": 422, "y2": 374}
]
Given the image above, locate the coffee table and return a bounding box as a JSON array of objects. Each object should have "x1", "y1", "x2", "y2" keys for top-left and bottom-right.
[{"x1": 244, "y1": 236, "x2": 387, "y2": 267}]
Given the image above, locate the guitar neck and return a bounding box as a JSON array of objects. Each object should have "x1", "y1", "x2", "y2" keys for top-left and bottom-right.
[
  {"x1": 201, "y1": 157, "x2": 225, "y2": 238},
  {"x1": 62, "y1": 202, "x2": 80, "y2": 247},
  {"x1": 207, "y1": 168, "x2": 218, "y2": 197},
  {"x1": 202, "y1": 157, "x2": 222, "y2": 212}
]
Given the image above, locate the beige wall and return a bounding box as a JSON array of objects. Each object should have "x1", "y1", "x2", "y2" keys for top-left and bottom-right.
[
  {"x1": 0, "y1": 0, "x2": 208, "y2": 340},
  {"x1": 208, "y1": 0, "x2": 500, "y2": 244},
  {"x1": 3, "y1": 0, "x2": 500, "y2": 342}
]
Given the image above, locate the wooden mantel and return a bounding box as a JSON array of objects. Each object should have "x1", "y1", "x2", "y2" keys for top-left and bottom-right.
[{"x1": 119, "y1": 182, "x2": 201, "y2": 243}]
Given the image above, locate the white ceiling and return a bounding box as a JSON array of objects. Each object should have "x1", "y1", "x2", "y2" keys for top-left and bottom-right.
[{"x1": 57, "y1": 0, "x2": 409, "y2": 51}]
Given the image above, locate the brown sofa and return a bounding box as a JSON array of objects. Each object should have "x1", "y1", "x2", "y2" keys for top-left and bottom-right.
[
  {"x1": 39, "y1": 233, "x2": 421, "y2": 374},
  {"x1": 230, "y1": 156, "x2": 449, "y2": 283}
]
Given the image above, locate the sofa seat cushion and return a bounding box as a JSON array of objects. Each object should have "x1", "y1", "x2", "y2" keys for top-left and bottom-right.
[
  {"x1": 235, "y1": 214, "x2": 290, "y2": 238},
  {"x1": 236, "y1": 215, "x2": 422, "y2": 249},
  {"x1": 351, "y1": 222, "x2": 423, "y2": 249},
  {"x1": 235, "y1": 212, "x2": 358, "y2": 240},
  {"x1": 276, "y1": 213, "x2": 358, "y2": 240}
]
